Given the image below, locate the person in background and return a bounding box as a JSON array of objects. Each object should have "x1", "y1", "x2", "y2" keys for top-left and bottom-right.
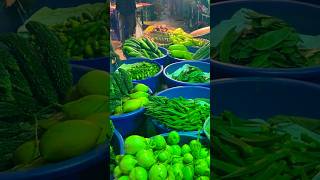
[{"x1": 116, "y1": 0, "x2": 137, "y2": 43}]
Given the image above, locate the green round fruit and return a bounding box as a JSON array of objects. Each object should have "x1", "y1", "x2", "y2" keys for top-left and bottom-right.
[{"x1": 40, "y1": 120, "x2": 100, "y2": 162}]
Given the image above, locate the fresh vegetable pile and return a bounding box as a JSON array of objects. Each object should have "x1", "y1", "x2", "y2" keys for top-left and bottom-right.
[
  {"x1": 212, "y1": 9, "x2": 320, "y2": 68},
  {"x1": 51, "y1": 9, "x2": 109, "y2": 60},
  {"x1": 168, "y1": 64, "x2": 210, "y2": 83},
  {"x1": 168, "y1": 43, "x2": 210, "y2": 60},
  {"x1": 123, "y1": 37, "x2": 165, "y2": 59},
  {"x1": 168, "y1": 28, "x2": 207, "y2": 47},
  {"x1": 112, "y1": 131, "x2": 210, "y2": 179},
  {"x1": 119, "y1": 62, "x2": 160, "y2": 80},
  {"x1": 0, "y1": 21, "x2": 112, "y2": 171},
  {"x1": 213, "y1": 111, "x2": 320, "y2": 179},
  {"x1": 110, "y1": 68, "x2": 151, "y2": 115},
  {"x1": 145, "y1": 96, "x2": 210, "y2": 131}
]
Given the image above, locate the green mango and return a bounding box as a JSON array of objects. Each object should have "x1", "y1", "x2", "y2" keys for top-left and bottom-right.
[
  {"x1": 40, "y1": 120, "x2": 100, "y2": 162},
  {"x1": 77, "y1": 70, "x2": 109, "y2": 96},
  {"x1": 13, "y1": 140, "x2": 39, "y2": 165},
  {"x1": 123, "y1": 99, "x2": 142, "y2": 113},
  {"x1": 85, "y1": 112, "x2": 113, "y2": 142},
  {"x1": 63, "y1": 95, "x2": 109, "y2": 119}
]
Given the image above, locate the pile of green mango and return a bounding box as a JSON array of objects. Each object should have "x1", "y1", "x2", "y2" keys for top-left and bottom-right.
[
  {"x1": 12, "y1": 70, "x2": 113, "y2": 169},
  {"x1": 114, "y1": 83, "x2": 150, "y2": 115}
]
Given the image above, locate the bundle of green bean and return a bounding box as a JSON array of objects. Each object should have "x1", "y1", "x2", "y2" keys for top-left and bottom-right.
[
  {"x1": 145, "y1": 96, "x2": 210, "y2": 131},
  {"x1": 119, "y1": 62, "x2": 160, "y2": 80},
  {"x1": 213, "y1": 111, "x2": 320, "y2": 179}
]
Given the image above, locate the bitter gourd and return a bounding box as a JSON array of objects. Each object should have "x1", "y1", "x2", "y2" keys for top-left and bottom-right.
[
  {"x1": 26, "y1": 21, "x2": 73, "y2": 101},
  {"x1": 0, "y1": 61, "x2": 13, "y2": 102},
  {"x1": 0, "y1": 33, "x2": 58, "y2": 106},
  {"x1": 118, "y1": 68, "x2": 133, "y2": 93}
]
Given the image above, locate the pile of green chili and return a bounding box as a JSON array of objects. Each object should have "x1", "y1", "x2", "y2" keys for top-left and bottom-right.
[
  {"x1": 145, "y1": 96, "x2": 210, "y2": 131},
  {"x1": 119, "y1": 62, "x2": 160, "y2": 80}
]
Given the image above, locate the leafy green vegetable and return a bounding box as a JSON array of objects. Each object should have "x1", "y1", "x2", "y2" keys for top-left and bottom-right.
[
  {"x1": 212, "y1": 9, "x2": 320, "y2": 68},
  {"x1": 168, "y1": 64, "x2": 210, "y2": 83}
]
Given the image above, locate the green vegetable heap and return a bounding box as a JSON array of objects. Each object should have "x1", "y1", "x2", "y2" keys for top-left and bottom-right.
[
  {"x1": 123, "y1": 37, "x2": 164, "y2": 59},
  {"x1": 113, "y1": 131, "x2": 210, "y2": 179},
  {"x1": 0, "y1": 21, "x2": 112, "y2": 171},
  {"x1": 168, "y1": 64, "x2": 210, "y2": 83},
  {"x1": 119, "y1": 62, "x2": 160, "y2": 80},
  {"x1": 213, "y1": 111, "x2": 320, "y2": 179},
  {"x1": 51, "y1": 9, "x2": 109, "y2": 60},
  {"x1": 110, "y1": 68, "x2": 151, "y2": 115},
  {"x1": 212, "y1": 9, "x2": 320, "y2": 68},
  {"x1": 145, "y1": 96, "x2": 210, "y2": 131},
  {"x1": 169, "y1": 28, "x2": 207, "y2": 47}
]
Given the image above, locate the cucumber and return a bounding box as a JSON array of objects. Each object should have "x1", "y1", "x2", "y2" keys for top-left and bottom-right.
[{"x1": 138, "y1": 39, "x2": 151, "y2": 50}]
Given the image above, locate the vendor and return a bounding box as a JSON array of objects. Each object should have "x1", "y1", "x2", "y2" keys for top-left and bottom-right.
[{"x1": 116, "y1": 0, "x2": 137, "y2": 43}]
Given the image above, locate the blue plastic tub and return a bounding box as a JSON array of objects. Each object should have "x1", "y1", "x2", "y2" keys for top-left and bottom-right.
[
  {"x1": 70, "y1": 57, "x2": 109, "y2": 71},
  {"x1": 0, "y1": 130, "x2": 124, "y2": 180},
  {"x1": 211, "y1": 77, "x2": 320, "y2": 119},
  {"x1": 116, "y1": 58, "x2": 163, "y2": 92},
  {"x1": 151, "y1": 86, "x2": 210, "y2": 133},
  {"x1": 125, "y1": 47, "x2": 169, "y2": 66},
  {"x1": 211, "y1": 0, "x2": 320, "y2": 83},
  {"x1": 168, "y1": 47, "x2": 210, "y2": 64},
  {"x1": 163, "y1": 61, "x2": 210, "y2": 88}
]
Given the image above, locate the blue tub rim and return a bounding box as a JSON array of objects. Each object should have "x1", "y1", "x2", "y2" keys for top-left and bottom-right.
[
  {"x1": 211, "y1": 76, "x2": 320, "y2": 90},
  {"x1": 212, "y1": 0, "x2": 320, "y2": 9},
  {"x1": 116, "y1": 58, "x2": 164, "y2": 82},
  {"x1": 155, "y1": 85, "x2": 211, "y2": 96},
  {"x1": 212, "y1": 58, "x2": 320, "y2": 74},
  {"x1": 163, "y1": 61, "x2": 210, "y2": 86},
  {"x1": 0, "y1": 129, "x2": 124, "y2": 178}
]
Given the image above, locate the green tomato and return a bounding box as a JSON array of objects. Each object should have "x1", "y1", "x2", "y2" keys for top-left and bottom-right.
[
  {"x1": 166, "y1": 166, "x2": 176, "y2": 180},
  {"x1": 115, "y1": 155, "x2": 123, "y2": 164},
  {"x1": 152, "y1": 135, "x2": 167, "y2": 150},
  {"x1": 125, "y1": 135, "x2": 147, "y2": 155},
  {"x1": 149, "y1": 164, "x2": 167, "y2": 180},
  {"x1": 183, "y1": 153, "x2": 193, "y2": 164},
  {"x1": 171, "y1": 145, "x2": 181, "y2": 156},
  {"x1": 167, "y1": 131, "x2": 180, "y2": 145},
  {"x1": 158, "y1": 150, "x2": 171, "y2": 163},
  {"x1": 196, "y1": 176, "x2": 210, "y2": 180},
  {"x1": 181, "y1": 144, "x2": 191, "y2": 155},
  {"x1": 171, "y1": 156, "x2": 183, "y2": 164},
  {"x1": 118, "y1": 176, "x2": 129, "y2": 180},
  {"x1": 198, "y1": 148, "x2": 209, "y2": 159},
  {"x1": 119, "y1": 155, "x2": 137, "y2": 174},
  {"x1": 129, "y1": 166, "x2": 148, "y2": 180},
  {"x1": 195, "y1": 159, "x2": 210, "y2": 176},
  {"x1": 136, "y1": 149, "x2": 156, "y2": 169},
  {"x1": 166, "y1": 145, "x2": 173, "y2": 154},
  {"x1": 171, "y1": 163, "x2": 184, "y2": 180},
  {"x1": 189, "y1": 140, "x2": 202, "y2": 152},
  {"x1": 182, "y1": 165, "x2": 194, "y2": 180},
  {"x1": 113, "y1": 166, "x2": 122, "y2": 178}
]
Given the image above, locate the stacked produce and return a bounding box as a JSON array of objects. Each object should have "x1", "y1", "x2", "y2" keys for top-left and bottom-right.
[
  {"x1": 112, "y1": 131, "x2": 210, "y2": 179},
  {"x1": 0, "y1": 21, "x2": 112, "y2": 171},
  {"x1": 123, "y1": 37, "x2": 165, "y2": 59},
  {"x1": 51, "y1": 9, "x2": 109, "y2": 60},
  {"x1": 119, "y1": 62, "x2": 160, "y2": 80},
  {"x1": 168, "y1": 28, "x2": 207, "y2": 47},
  {"x1": 168, "y1": 43, "x2": 210, "y2": 60},
  {"x1": 145, "y1": 96, "x2": 210, "y2": 131},
  {"x1": 212, "y1": 9, "x2": 320, "y2": 68},
  {"x1": 168, "y1": 64, "x2": 210, "y2": 83},
  {"x1": 213, "y1": 111, "x2": 320, "y2": 179},
  {"x1": 110, "y1": 68, "x2": 151, "y2": 115},
  {"x1": 144, "y1": 25, "x2": 173, "y2": 47}
]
